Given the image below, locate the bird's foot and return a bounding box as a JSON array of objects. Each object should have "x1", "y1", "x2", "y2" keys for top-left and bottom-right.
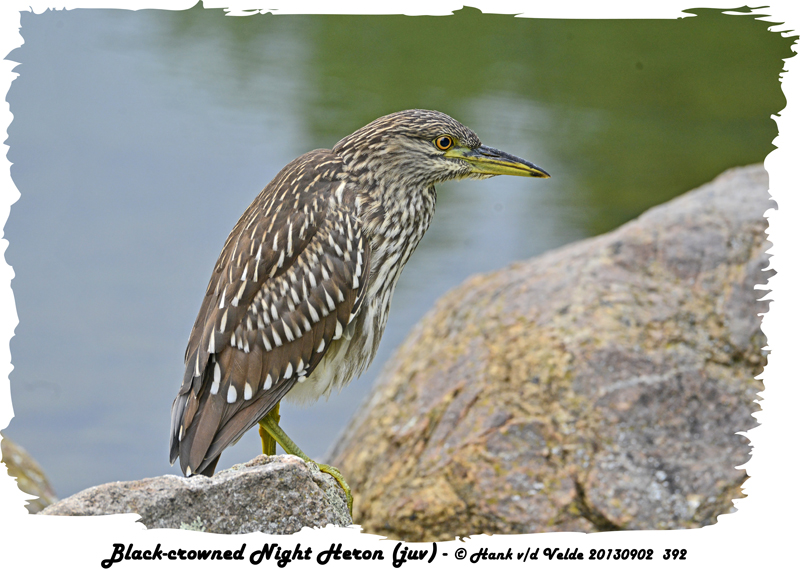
[
  {"x1": 258, "y1": 405, "x2": 353, "y2": 515},
  {"x1": 313, "y1": 462, "x2": 353, "y2": 515}
]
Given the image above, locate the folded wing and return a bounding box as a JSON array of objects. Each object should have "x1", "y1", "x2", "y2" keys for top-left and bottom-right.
[{"x1": 169, "y1": 151, "x2": 370, "y2": 476}]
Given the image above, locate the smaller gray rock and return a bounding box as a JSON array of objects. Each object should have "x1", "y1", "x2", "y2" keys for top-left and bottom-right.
[{"x1": 40, "y1": 455, "x2": 352, "y2": 534}]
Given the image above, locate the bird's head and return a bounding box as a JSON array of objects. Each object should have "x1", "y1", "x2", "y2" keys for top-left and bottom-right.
[{"x1": 333, "y1": 109, "x2": 550, "y2": 187}]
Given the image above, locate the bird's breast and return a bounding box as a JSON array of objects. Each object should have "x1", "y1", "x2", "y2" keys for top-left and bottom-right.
[{"x1": 285, "y1": 184, "x2": 435, "y2": 403}]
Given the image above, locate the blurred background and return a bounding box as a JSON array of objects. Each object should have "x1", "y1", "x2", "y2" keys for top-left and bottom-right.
[{"x1": 2, "y1": 6, "x2": 794, "y2": 499}]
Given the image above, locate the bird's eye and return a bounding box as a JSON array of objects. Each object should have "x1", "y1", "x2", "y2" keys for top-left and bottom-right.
[{"x1": 434, "y1": 136, "x2": 454, "y2": 151}]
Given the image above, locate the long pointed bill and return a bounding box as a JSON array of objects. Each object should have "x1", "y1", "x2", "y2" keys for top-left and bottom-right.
[{"x1": 447, "y1": 145, "x2": 550, "y2": 178}]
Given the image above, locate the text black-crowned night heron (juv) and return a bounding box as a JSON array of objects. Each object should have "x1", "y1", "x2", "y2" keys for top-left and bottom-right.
[{"x1": 169, "y1": 109, "x2": 549, "y2": 511}]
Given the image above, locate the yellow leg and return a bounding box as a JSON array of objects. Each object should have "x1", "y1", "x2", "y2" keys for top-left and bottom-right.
[
  {"x1": 259, "y1": 403, "x2": 280, "y2": 456},
  {"x1": 258, "y1": 407, "x2": 353, "y2": 515}
]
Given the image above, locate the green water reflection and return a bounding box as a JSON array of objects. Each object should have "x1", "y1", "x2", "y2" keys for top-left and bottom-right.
[{"x1": 159, "y1": 6, "x2": 792, "y2": 233}]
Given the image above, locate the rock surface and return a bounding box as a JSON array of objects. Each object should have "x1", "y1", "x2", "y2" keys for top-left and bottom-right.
[
  {"x1": 1, "y1": 434, "x2": 59, "y2": 513},
  {"x1": 40, "y1": 455, "x2": 352, "y2": 533},
  {"x1": 329, "y1": 164, "x2": 772, "y2": 541}
]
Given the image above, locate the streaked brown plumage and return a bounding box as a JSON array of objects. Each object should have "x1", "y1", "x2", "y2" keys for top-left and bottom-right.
[{"x1": 170, "y1": 109, "x2": 549, "y2": 479}]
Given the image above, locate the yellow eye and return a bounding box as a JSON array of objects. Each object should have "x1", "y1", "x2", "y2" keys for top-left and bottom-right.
[{"x1": 434, "y1": 136, "x2": 454, "y2": 151}]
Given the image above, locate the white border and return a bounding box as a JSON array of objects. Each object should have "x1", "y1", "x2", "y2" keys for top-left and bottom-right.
[{"x1": 1, "y1": 2, "x2": 797, "y2": 568}]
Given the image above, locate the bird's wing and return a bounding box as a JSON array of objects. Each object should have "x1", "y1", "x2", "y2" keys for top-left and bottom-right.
[{"x1": 169, "y1": 151, "x2": 371, "y2": 476}]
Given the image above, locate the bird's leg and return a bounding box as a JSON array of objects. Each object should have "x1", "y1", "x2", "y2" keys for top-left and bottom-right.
[
  {"x1": 257, "y1": 411, "x2": 353, "y2": 514},
  {"x1": 258, "y1": 403, "x2": 280, "y2": 456}
]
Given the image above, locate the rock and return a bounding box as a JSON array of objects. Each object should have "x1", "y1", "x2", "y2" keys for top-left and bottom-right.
[
  {"x1": 1, "y1": 433, "x2": 58, "y2": 513},
  {"x1": 329, "y1": 164, "x2": 772, "y2": 541},
  {"x1": 40, "y1": 455, "x2": 352, "y2": 533}
]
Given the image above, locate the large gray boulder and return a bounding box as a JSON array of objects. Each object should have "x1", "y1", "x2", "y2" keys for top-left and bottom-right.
[
  {"x1": 40, "y1": 455, "x2": 352, "y2": 533},
  {"x1": 329, "y1": 164, "x2": 772, "y2": 541}
]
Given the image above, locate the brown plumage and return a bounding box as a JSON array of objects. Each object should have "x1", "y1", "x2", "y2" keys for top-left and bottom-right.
[{"x1": 170, "y1": 109, "x2": 549, "y2": 477}]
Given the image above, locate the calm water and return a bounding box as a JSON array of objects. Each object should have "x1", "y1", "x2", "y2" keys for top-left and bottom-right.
[{"x1": 3, "y1": 7, "x2": 793, "y2": 498}]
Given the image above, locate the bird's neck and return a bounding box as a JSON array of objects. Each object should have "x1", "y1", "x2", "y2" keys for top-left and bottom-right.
[
  {"x1": 354, "y1": 178, "x2": 436, "y2": 294},
  {"x1": 356, "y1": 179, "x2": 436, "y2": 242}
]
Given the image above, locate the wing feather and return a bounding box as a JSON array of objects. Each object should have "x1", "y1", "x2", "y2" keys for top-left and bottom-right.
[{"x1": 170, "y1": 150, "x2": 371, "y2": 475}]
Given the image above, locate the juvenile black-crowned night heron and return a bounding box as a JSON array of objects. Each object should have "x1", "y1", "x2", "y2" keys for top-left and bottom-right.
[{"x1": 169, "y1": 109, "x2": 549, "y2": 511}]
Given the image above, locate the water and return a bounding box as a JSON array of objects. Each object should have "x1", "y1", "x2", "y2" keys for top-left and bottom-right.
[{"x1": 3, "y1": 6, "x2": 793, "y2": 499}]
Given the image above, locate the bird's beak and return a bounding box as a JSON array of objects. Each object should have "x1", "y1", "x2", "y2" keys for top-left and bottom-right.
[{"x1": 446, "y1": 145, "x2": 550, "y2": 178}]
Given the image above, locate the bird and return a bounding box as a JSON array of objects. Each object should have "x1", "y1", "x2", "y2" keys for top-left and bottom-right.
[{"x1": 169, "y1": 109, "x2": 549, "y2": 511}]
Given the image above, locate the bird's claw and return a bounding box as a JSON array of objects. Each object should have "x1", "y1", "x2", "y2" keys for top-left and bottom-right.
[
  {"x1": 315, "y1": 462, "x2": 353, "y2": 515},
  {"x1": 258, "y1": 406, "x2": 352, "y2": 514}
]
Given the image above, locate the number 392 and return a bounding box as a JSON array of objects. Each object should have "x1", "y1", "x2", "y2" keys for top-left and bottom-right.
[{"x1": 664, "y1": 548, "x2": 687, "y2": 560}]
